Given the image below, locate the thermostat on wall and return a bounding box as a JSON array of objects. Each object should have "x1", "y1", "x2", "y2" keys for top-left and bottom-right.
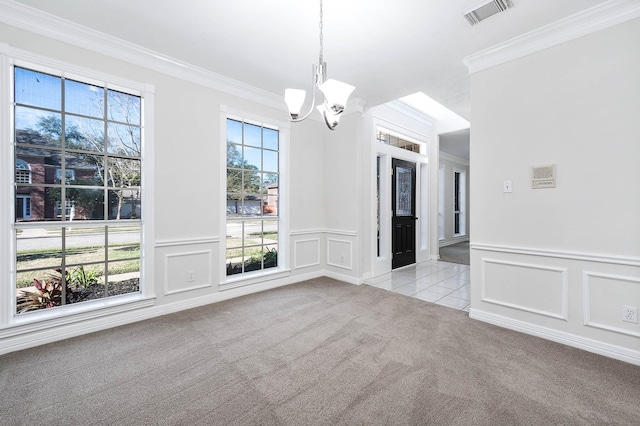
[{"x1": 532, "y1": 164, "x2": 556, "y2": 189}]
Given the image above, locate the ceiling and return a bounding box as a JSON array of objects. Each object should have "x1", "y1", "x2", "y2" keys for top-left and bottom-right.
[
  {"x1": 440, "y1": 128, "x2": 471, "y2": 161},
  {"x1": 11, "y1": 0, "x2": 607, "y2": 120}
]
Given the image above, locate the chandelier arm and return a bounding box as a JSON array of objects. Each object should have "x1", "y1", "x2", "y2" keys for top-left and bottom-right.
[
  {"x1": 289, "y1": 85, "x2": 317, "y2": 122},
  {"x1": 284, "y1": 0, "x2": 353, "y2": 129},
  {"x1": 288, "y1": 65, "x2": 319, "y2": 122}
]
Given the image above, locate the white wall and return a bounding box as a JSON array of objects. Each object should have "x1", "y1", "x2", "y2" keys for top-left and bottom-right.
[
  {"x1": 469, "y1": 18, "x2": 640, "y2": 364},
  {"x1": 0, "y1": 21, "x2": 332, "y2": 353}
]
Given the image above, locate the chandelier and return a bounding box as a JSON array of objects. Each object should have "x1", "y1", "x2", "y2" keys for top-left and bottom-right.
[{"x1": 284, "y1": 0, "x2": 355, "y2": 130}]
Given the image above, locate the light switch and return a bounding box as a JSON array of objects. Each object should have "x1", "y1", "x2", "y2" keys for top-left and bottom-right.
[{"x1": 503, "y1": 180, "x2": 513, "y2": 193}]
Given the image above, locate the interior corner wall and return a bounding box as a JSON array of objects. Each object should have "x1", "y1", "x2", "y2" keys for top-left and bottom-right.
[
  {"x1": 322, "y1": 113, "x2": 364, "y2": 281},
  {"x1": 469, "y1": 18, "x2": 640, "y2": 364}
]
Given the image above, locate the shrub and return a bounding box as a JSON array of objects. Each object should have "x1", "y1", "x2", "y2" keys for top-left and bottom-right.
[
  {"x1": 68, "y1": 265, "x2": 101, "y2": 289},
  {"x1": 226, "y1": 248, "x2": 277, "y2": 275},
  {"x1": 15, "y1": 267, "x2": 92, "y2": 314},
  {"x1": 16, "y1": 277, "x2": 64, "y2": 313}
]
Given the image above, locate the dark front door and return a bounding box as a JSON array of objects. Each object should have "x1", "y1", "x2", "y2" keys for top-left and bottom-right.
[{"x1": 392, "y1": 158, "x2": 416, "y2": 269}]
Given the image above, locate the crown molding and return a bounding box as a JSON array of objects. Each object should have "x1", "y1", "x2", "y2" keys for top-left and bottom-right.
[
  {"x1": 464, "y1": 0, "x2": 640, "y2": 74},
  {"x1": 439, "y1": 151, "x2": 469, "y2": 166},
  {"x1": 0, "y1": 0, "x2": 285, "y2": 110},
  {"x1": 347, "y1": 97, "x2": 367, "y2": 115},
  {"x1": 387, "y1": 100, "x2": 436, "y2": 127}
]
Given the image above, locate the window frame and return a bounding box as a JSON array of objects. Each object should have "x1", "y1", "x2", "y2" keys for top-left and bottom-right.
[
  {"x1": 220, "y1": 106, "x2": 290, "y2": 289},
  {"x1": 453, "y1": 168, "x2": 466, "y2": 237},
  {"x1": 1, "y1": 45, "x2": 156, "y2": 329},
  {"x1": 15, "y1": 195, "x2": 32, "y2": 219}
]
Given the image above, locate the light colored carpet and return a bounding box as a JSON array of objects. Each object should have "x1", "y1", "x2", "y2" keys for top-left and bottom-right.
[{"x1": 1, "y1": 277, "x2": 639, "y2": 425}]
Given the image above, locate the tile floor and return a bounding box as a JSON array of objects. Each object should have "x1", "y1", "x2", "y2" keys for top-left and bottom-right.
[{"x1": 364, "y1": 260, "x2": 471, "y2": 312}]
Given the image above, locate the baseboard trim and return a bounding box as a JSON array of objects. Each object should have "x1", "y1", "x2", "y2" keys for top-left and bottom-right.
[
  {"x1": 0, "y1": 270, "x2": 324, "y2": 356},
  {"x1": 324, "y1": 270, "x2": 363, "y2": 285},
  {"x1": 469, "y1": 308, "x2": 640, "y2": 366}
]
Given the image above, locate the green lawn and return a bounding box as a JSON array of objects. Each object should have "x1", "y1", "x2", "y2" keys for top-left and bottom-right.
[{"x1": 16, "y1": 244, "x2": 140, "y2": 288}]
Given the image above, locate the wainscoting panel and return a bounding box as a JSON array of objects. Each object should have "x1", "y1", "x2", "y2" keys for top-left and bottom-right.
[
  {"x1": 164, "y1": 250, "x2": 214, "y2": 295},
  {"x1": 294, "y1": 239, "x2": 320, "y2": 270},
  {"x1": 583, "y1": 271, "x2": 640, "y2": 338},
  {"x1": 472, "y1": 244, "x2": 640, "y2": 365},
  {"x1": 327, "y1": 239, "x2": 353, "y2": 271},
  {"x1": 481, "y1": 258, "x2": 568, "y2": 320}
]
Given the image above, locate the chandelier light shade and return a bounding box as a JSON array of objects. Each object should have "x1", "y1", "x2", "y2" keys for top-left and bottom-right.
[
  {"x1": 285, "y1": 0, "x2": 355, "y2": 130},
  {"x1": 284, "y1": 89, "x2": 307, "y2": 120},
  {"x1": 318, "y1": 79, "x2": 355, "y2": 115}
]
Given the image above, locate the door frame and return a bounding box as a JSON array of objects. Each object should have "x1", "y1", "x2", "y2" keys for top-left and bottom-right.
[{"x1": 371, "y1": 122, "x2": 430, "y2": 278}]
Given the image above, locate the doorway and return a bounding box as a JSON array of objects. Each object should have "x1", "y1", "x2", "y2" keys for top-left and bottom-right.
[{"x1": 392, "y1": 158, "x2": 416, "y2": 269}]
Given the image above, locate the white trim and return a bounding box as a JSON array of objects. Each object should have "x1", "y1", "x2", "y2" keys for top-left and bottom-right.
[
  {"x1": 0, "y1": 44, "x2": 11, "y2": 328},
  {"x1": 371, "y1": 112, "x2": 432, "y2": 278},
  {"x1": 325, "y1": 229, "x2": 358, "y2": 237},
  {"x1": 9, "y1": 46, "x2": 150, "y2": 94},
  {"x1": 387, "y1": 100, "x2": 436, "y2": 128},
  {"x1": 163, "y1": 250, "x2": 214, "y2": 296},
  {"x1": 582, "y1": 271, "x2": 640, "y2": 338},
  {"x1": 0, "y1": 270, "x2": 328, "y2": 356},
  {"x1": 290, "y1": 229, "x2": 324, "y2": 236},
  {"x1": 471, "y1": 243, "x2": 640, "y2": 267},
  {"x1": 327, "y1": 239, "x2": 353, "y2": 271},
  {"x1": 324, "y1": 270, "x2": 364, "y2": 285},
  {"x1": 3, "y1": 46, "x2": 156, "y2": 324},
  {"x1": 469, "y1": 308, "x2": 640, "y2": 366},
  {"x1": 452, "y1": 167, "x2": 466, "y2": 238},
  {"x1": 219, "y1": 106, "x2": 291, "y2": 285},
  {"x1": 221, "y1": 269, "x2": 291, "y2": 291},
  {"x1": 464, "y1": 0, "x2": 640, "y2": 74},
  {"x1": 0, "y1": 0, "x2": 284, "y2": 110},
  {"x1": 155, "y1": 237, "x2": 220, "y2": 248},
  {"x1": 293, "y1": 238, "x2": 321, "y2": 270},
  {"x1": 480, "y1": 258, "x2": 569, "y2": 321},
  {"x1": 1, "y1": 295, "x2": 154, "y2": 340}
]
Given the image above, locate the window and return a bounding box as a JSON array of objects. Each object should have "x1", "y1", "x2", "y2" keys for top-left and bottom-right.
[
  {"x1": 377, "y1": 129, "x2": 422, "y2": 153},
  {"x1": 16, "y1": 159, "x2": 31, "y2": 183},
  {"x1": 55, "y1": 200, "x2": 73, "y2": 218},
  {"x1": 226, "y1": 118, "x2": 279, "y2": 276},
  {"x1": 16, "y1": 195, "x2": 32, "y2": 219},
  {"x1": 376, "y1": 155, "x2": 381, "y2": 257},
  {"x1": 454, "y1": 169, "x2": 466, "y2": 236},
  {"x1": 13, "y1": 65, "x2": 143, "y2": 315},
  {"x1": 55, "y1": 168, "x2": 75, "y2": 183},
  {"x1": 438, "y1": 164, "x2": 445, "y2": 240}
]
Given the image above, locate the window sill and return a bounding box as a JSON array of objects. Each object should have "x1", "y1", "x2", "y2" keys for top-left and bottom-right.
[
  {"x1": 221, "y1": 268, "x2": 291, "y2": 291},
  {"x1": 1, "y1": 293, "x2": 155, "y2": 339}
]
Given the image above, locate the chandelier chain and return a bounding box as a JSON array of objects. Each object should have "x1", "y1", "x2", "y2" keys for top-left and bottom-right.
[{"x1": 319, "y1": 0, "x2": 324, "y2": 64}]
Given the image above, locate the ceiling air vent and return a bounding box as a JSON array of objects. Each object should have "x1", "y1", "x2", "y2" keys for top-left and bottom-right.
[{"x1": 463, "y1": 0, "x2": 514, "y2": 26}]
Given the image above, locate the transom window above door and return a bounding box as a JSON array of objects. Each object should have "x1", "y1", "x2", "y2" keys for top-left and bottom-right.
[{"x1": 377, "y1": 130, "x2": 423, "y2": 153}]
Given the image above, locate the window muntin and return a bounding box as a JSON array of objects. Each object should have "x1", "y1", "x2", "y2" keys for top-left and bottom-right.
[
  {"x1": 226, "y1": 118, "x2": 279, "y2": 276},
  {"x1": 13, "y1": 65, "x2": 143, "y2": 315}
]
